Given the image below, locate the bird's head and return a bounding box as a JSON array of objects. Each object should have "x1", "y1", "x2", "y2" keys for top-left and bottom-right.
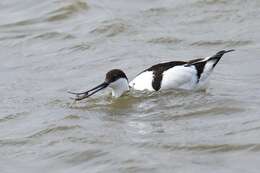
[{"x1": 69, "y1": 69, "x2": 129, "y2": 101}]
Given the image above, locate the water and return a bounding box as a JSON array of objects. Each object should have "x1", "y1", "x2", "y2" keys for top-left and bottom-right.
[{"x1": 1, "y1": 0, "x2": 260, "y2": 172}]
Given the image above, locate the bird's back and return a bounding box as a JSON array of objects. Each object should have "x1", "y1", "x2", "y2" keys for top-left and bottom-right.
[{"x1": 129, "y1": 50, "x2": 234, "y2": 91}]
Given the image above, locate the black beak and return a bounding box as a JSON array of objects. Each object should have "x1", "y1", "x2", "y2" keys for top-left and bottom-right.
[{"x1": 68, "y1": 82, "x2": 109, "y2": 101}]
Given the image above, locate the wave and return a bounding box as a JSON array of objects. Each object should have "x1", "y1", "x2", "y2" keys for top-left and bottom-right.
[
  {"x1": 47, "y1": 0, "x2": 88, "y2": 22},
  {"x1": 190, "y1": 40, "x2": 253, "y2": 47},
  {"x1": 0, "y1": 0, "x2": 88, "y2": 28},
  {"x1": 0, "y1": 112, "x2": 28, "y2": 123},
  {"x1": 136, "y1": 142, "x2": 260, "y2": 153},
  {"x1": 27, "y1": 125, "x2": 81, "y2": 139},
  {"x1": 225, "y1": 126, "x2": 260, "y2": 136},
  {"x1": 90, "y1": 19, "x2": 128, "y2": 37},
  {"x1": 195, "y1": 0, "x2": 228, "y2": 5},
  {"x1": 58, "y1": 42, "x2": 91, "y2": 54},
  {"x1": 147, "y1": 37, "x2": 182, "y2": 44},
  {"x1": 32, "y1": 31, "x2": 75, "y2": 40}
]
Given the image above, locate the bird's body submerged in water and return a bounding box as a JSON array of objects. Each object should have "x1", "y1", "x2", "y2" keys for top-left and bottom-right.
[{"x1": 69, "y1": 50, "x2": 234, "y2": 101}]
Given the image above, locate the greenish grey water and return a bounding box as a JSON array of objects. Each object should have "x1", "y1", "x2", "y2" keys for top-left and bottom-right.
[{"x1": 1, "y1": 0, "x2": 260, "y2": 172}]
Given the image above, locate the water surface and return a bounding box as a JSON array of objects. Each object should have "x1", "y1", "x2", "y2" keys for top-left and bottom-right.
[{"x1": 1, "y1": 0, "x2": 260, "y2": 172}]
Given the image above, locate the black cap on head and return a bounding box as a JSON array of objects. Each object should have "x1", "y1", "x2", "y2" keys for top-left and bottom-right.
[{"x1": 105, "y1": 69, "x2": 128, "y2": 83}]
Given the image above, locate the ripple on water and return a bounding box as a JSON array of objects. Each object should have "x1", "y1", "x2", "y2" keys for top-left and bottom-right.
[
  {"x1": 47, "y1": 0, "x2": 88, "y2": 22},
  {"x1": 62, "y1": 149, "x2": 109, "y2": 165},
  {"x1": 147, "y1": 36, "x2": 183, "y2": 45},
  {"x1": 190, "y1": 40, "x2": 253, "y2": 47},
  {"x1": 138, "y1": 142, "x2": 260, "y2": 153},
  {"x1": 0, "y1": 34, "x2": 29, "y2": 41},
  {"x1": 0, "y1": 0, "x2": 88, "y2": 28},
  {"x1": 63, "y1": 114, "x2": 81, "y2": 120},
  {"x1": 162, "y1": 106, "x2": 244, "y2": 122},
  {"x1": 195, "y1": 0, "x2": 228, "y2": 5},
  {"x1": 90, "y1": 19, "x2": 129, "y2": 37},
  {"x1": 0, "y1": 138, "x2": 29, "y2": 147},
  {"x1": 142, "y1": 7, "x2": 172, "y2": 16},
  {"x1": 0, "y1": 111, "x2": 29, "y2": 123},
  {"x1": 66, "y1": 89, "x2": 244, "y2": 121},
  {"x1": 0, "y1": 18, "x2": 42, "y2": 28},
  {"x1": 27, "y1": 125, "x2": 81, "y2": 139},
  {"x1": 58, "y1": 42, "x2": 91, "y2": 54},
  {"x1": 225, "y1": 126, "x2": 260, "y2": 136},
  {"x1": 32, "y1": 31, "x2": 75, "y2": 40}
]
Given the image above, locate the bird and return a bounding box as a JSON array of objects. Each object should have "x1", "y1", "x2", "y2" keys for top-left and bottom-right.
[{"x1": 69, "y1": 50, "x2": 234, "y2": 101}]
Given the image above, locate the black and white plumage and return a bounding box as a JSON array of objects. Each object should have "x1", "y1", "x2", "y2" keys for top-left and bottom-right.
[
  {"x1": 69, "y1": 50, "x2": 234, "y2": 100},
  {"x1": 130, "y1": 49, "x2": 234, "y2": 91}
]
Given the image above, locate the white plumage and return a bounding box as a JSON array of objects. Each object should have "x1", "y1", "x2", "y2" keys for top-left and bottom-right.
[
  {"x1": 161, "y1": 65, "x2": 198, "y2": 90},
  {"x1": 129, "y1": 71, "x2": 154, "y2": 91}
]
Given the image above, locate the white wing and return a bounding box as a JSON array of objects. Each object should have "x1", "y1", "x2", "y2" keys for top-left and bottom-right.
[{"x1": 161, "y1": 65, "x2": 198, "y2": 90}]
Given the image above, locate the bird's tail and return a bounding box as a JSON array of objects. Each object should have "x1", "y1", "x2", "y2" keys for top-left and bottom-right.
[{"x1": 209, "y1": 49, "x2": 235, "y2": 68}]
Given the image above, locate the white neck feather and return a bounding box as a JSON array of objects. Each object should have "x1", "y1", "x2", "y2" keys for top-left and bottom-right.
[{"x1": 109, "y1": 78, "x2": 129, "y2": 98}]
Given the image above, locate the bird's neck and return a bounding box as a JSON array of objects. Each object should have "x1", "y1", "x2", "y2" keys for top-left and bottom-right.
[{"x1": 110, "y1": 78, "x2": 129, "y2": 98}]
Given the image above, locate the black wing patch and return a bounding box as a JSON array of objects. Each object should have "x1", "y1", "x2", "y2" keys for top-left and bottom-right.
[
  {"x1": 145, "y1": 61, "x2": 187, "y2": 91},
  {"x1": 185, "y1": 59, "x2": 206, "y2": 82},
  {"x1": 192, "y1": 61, "x2": 206, "y2": 82}
]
